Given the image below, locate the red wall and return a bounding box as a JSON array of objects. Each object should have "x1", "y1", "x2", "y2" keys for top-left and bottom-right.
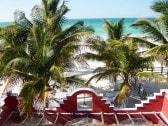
[
  {"x1": 161, "y1": 92, "x2": 168, "y2": 124},
  {"x1": 2, "y1": 89, "x2": 167, "y2": 125},
  {"x1": 45, "y1": 89, "x2": 168, "y2": 125},
  {"x1": 0, "y1": 93, "x2": 20, "y2": 125},
  {"x1": 56, "y1": 90, "x2": 114, "y2": 113}
]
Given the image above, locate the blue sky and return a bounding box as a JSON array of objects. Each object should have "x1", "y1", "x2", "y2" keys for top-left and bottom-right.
[{"x1": 0, "y1": 0, "x2": 159, "y2": 21}]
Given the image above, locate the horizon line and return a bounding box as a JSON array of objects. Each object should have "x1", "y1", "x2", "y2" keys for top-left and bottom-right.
[{"x1": 0, "y1": 16, "x2": 157, "y2": 22}]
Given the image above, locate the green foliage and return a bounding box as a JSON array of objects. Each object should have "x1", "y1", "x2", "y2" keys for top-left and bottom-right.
[
  {"x1": 145, "y1": 44, "x2": 168, "y2": 62},
  {"x1": 85, "y1": 17, "x2": 156, "y2": 106},
  {"x1": 136, "y1": 71, "x2": 167, "y2": 83},
  {"x1": 104, "y1": 18, "x2": 125, "y2": 40},
  {"x1": 50, "y1": 65, "x2": 65, "y2": 85},
  {"x1": 132, "y1": 0, "x2": 168, "y2": 68},
  {"x1": 0, "y1": 24, "x2": 29, "y2": 46},
  {"x1": 0, "y1": 0, "x2": 94, "y2": 117},
  {"x1": 151, "y1": 0, "x2": 168, "y2": 14},
  {"x1": 131, "y1": 18, "x2": 167, "y2": 44},
  {"x1": 1, "y1": 0, "x2": 168, "y2": 116},
  {"x1": 19, "y1": 80, "x2": 51, "y2": 118}
]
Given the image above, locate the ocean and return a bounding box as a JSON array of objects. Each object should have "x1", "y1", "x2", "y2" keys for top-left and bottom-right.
[
  {"x1": 0, "y1": 18, "x2": 141, "y2": 38},
  {"x1": 64, "y1": 18, "x2": 141, "y2": 37}
]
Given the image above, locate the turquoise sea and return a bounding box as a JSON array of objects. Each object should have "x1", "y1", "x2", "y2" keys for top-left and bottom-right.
[{"x1": 0, "y1": 18, "x2": 141, "y2": 38}]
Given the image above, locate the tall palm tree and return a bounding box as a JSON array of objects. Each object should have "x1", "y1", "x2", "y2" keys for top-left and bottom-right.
[
  {"x1": 113, "y1": 39, "x2": 155, "y2": 105},
  {"x1": 85, "y1": 19, "x2": 154, "y2": 106},
  {"x1": 85, "y1": 36, "x2": 154, "y2": 106},
  {"x1": 0, "y1": 0, "x2": 94, "y2": 118},
  {"x1": 103, "y1": 18, "x2": 133, "y2": 85}
]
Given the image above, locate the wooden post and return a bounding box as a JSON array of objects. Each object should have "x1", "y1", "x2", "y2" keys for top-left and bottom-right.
[
  {"x1": 126, "y1": 112, "x2": 134, "y2": 125},
  {"x1": 101, "y1": 112, "x2": 104, "y2": 124},
  {"x1": 114, "y1": 113, "x2": 119, "y2": 125},
  {"x1": 54, "y1": 113, "x2": 59, "y2": 124}
]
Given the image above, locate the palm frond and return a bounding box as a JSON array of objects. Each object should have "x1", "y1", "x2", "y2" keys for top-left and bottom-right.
[
  {"x1": 2, "y1": 75, "x2": 16, "y2": 92},
  {"x1": 84, "y1": 52, "x2": 103, "y2": 61},
  {"x1": 104, "y1": 19, "x2": 115, "y2": 39},
  {"x1": 50, "y1": 65, "x2": 65, "y2": 86},
  {"x1": 48, "y1": 0, "x2": 60, "y2": 13},
  {"x1": 86, "y1": 67, "x2": 121, "y2": 85},
  {"x1": 104, "y1": 18, "x2": 125, "y2": 40},
  {"x1": 66, "y1": 75, "x2": 85, "y2": 86},
  {"x1": 19, "y1": 80, "x2": 51, "y2": 118},
  {"x1": 86, "y1": 37, "x2": 106, "y2": 53},
  {"x1": 4, "y1": 57, "x2": 30, "y2": 70},
  {"x1": 114, "y1": 18, "x2": 125, "y2": 40},
  {"x1": 41, "y1": 0, "x2": 49, "y2": 17},
  {"x1": 19, "y1": 81, "x2": 38, "y2": 118},
  {"x1": 136, "y1": 71, "x2": 167, "y2": 83},
  {"x1": 145, "y1": 44, "x2": 168, "y2": 60},
  {"x1": 131, "y1": 37, "x2": 157, "y2": 48},
  {"x1": 131, "y1": 18, "x2": 168, "y2": 44},
  {"x1": 151, "y1": 0, "x2": 168, "y2": 14},
  {"x1": 0, "y1": 24, "x2": 29, "y2": 47},
  {"x1": 50, "y1": 1, "x2": 69, "y2": 30}
]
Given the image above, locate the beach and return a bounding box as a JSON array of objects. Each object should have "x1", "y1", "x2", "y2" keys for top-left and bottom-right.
[
  {"x1": 0, "y1": 17, "x2": 168, "y2": 125},
  {"x1": 0, "y1": 18, "x2": 167, "y2": 97}
]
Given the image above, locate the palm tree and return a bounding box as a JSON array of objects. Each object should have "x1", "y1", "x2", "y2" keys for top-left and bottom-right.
[
  {"x1": 85, "y1": 37, "x2": 123, "y2": 85},
  {"x1": 0, "y1": 0, "x2": 94, "y2": 118},
  {"x1": 103, "y1": 18, "x2": 134, "y2": 85},
  {"x1": 85, "y1": 36, "x2": 154, "y2": 106},
  {"x1": 84, "y1": 19, "x2": 154, "y2": 106},
  {"x1": 131, "y1": 0, "x2": 168, "y2": 74},
  {"x1": 113, "y1": 39, "x2": 155, "y2": 105}
]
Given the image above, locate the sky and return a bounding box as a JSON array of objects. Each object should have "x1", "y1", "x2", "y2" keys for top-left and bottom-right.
[{"x1": 0, "y1": 0, "x2": 159, "y2": 21}]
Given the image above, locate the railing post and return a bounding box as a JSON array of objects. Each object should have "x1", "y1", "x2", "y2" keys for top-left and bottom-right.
[
  {"x1": 161, "y1": 66, "x2": 163, "y2": 74},
  {"x1": 167, "y1": 67, "x2": 168, "y2": 79}
]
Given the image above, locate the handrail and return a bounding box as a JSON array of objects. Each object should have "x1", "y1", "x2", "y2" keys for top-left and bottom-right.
[
  {"x1": 45, "y1": 111, "x2": 161, "y2": 115},
  {"x1": 143, "y1": 67, "x2": 168, "y2": 73}
]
